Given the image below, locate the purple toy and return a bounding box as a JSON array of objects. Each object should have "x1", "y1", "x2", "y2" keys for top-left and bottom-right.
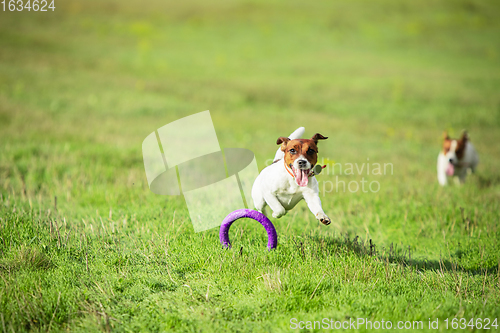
[{"x1": 219, "y1": 209, "x2": 278, "y2": 250}]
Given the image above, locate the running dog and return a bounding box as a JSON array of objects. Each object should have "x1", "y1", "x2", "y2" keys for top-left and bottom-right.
[
  {"x1": 437, "y1": 131, "x2": 479, "y2": 185},
  {"x1": 251, "y1": 127, "x2": 331, "y2": 225}
]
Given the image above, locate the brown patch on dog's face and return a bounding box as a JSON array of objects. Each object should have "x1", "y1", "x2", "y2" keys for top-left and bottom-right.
[
  {"x1": 442, "y1": 131, "x2": 451, "y2": 155},
  {"x1": 278, "y1": 139, "x2": 318, "y2": 168},
  {"x1": 442, "y1": 138, "x2": 452, "y2": 155},
  {"x1": 277, "y1": 133, "x2": 328, "y2": 168},
  {"x1": 277, "y1": 133, "x2": 328, "y2": 186},
  {"x1": 442, "y1": 131, "x2": 468, "y2": 160}
]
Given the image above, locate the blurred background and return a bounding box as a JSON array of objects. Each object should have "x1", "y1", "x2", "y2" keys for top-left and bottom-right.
[
  {"x1": 0, "y1": 0, "x2": 499, "y2": 239},
  {"x1": 1, "y1": 1, "x2": 500, "y2": 330}
]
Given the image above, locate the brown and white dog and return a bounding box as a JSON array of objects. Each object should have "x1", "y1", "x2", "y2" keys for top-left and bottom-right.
[
  {"x1": 437, "y1": 131, "x2": 479, "y2": 186},
  {"x1": 251, "y1": 127, "x2": 331, "y2": 225}
]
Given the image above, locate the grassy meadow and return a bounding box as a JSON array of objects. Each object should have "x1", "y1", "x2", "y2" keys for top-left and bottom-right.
[{"x1": 1, "y1": 0, "x2": 500, "y2": 331}]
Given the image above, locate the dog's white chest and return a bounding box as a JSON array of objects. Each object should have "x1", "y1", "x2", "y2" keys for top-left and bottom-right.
[{"x1": 275, "y1": 186, "x2": 304, "y2": 209}]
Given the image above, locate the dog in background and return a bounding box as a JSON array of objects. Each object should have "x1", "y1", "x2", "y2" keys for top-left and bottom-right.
[
  {"x1": 437, "y1": 131, "x2": 479, "y2": 186},
  {"x1": 251, "y1": 127, "x2": 331, "y2": 225}
]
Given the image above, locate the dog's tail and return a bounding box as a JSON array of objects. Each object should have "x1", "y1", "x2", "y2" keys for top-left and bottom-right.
[{"x1": 273, "y1": 127, "x2": 305, "y2": 162}]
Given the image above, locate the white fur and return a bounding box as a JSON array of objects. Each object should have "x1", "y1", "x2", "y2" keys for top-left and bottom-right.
[
  {"x1": 252, "y1": 127, "x2": 330, "y2": 225},
  {"x1": 437, "y1": 140, "x2": 479, "y2": 186}
]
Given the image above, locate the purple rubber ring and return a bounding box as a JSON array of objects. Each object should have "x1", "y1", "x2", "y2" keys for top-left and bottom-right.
[{"x1": 220, "y1": 209, "x2": 278, "y2": 250}]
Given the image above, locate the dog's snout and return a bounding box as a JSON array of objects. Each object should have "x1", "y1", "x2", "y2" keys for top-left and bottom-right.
[
  {"x1": 298, "y1": 160, "x2": 307, "y2": 167},
  {"x1": 449, "y1": 158, "x2": 454, "y2": 163}
]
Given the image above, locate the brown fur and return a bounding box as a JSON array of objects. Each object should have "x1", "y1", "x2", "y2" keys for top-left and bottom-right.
[
  {"x1": 442, "y1": 135, "x2": 451, "y2": 155},
  {"x1": 277, "y1": 133, "x2": 328, "y2": 169},
  {"x1": 442, "y1": 131, "x2": 468, "y2": 160},
  {"x1": 455, "y1": 132, "x2": 468, "y2": 160}
]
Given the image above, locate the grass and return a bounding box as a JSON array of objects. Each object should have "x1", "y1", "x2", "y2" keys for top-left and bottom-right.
[{"x1": 1, "y1": 0, "x2": 500, "y2": 331}]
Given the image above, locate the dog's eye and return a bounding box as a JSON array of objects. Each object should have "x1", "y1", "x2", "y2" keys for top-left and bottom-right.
[
  {"x1": 289, "y1": 149, "x2": 296, "y2": 154},
  {"x1": 307, "y1": 149, "x2": 316, "y2": 155}
]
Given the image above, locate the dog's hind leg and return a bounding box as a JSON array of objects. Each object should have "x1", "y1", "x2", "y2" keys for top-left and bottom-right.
[
  {"x1": 263, "y1": 193, "x2": 287, "y2": 219},
  {"x1": 457, "y1": 168, "x2": 468, "y2": 184},
  {"x1": 252, "y1": 189, "x2": 268, "y2": 215}
]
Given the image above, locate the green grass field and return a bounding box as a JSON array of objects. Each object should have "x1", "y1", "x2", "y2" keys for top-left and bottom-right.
[{"x1": 1, "y1": 0, "x2": 500, "y2": 331}]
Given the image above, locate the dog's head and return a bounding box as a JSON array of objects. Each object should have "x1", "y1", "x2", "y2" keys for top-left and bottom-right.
[
  {"x1": 276, "y1": 133, "x2": 328, "y2": 187},
  {"x1": 442, "y1": 131, "x2": 468, "y2": 176}
]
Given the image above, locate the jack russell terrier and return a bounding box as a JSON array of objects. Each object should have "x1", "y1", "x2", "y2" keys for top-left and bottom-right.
[
  {"x1": 437, "y1": 131, "x2": 479, "y2": 186},
  {"x1": 251, "y1": 127, "x2": 331, "y2": 225}
]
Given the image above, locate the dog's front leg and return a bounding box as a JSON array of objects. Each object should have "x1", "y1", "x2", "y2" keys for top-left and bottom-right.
[
  {"x1": 437, "y1": 154, "x2": 448, "y2": 186},
  {"x1": 456, "y1": 167, "x2": 468, "y2": 184},
  {"x1": 303, "y1": 190, "x2": 331, "y2": 225},
  {"x1": 437, "y1": 171, "x2": 448, "y2": 186},
  {"x1": 263, "y1": 193, "x2": 287, "y2": 219}
]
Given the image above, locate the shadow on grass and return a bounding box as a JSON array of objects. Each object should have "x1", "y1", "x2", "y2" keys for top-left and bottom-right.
[
  {"x1": 306, "y1": 234, "x2": 499, "y2": 276},
  {"x1": 476, "y1": 174, "x2": 500, "y2": 189}
]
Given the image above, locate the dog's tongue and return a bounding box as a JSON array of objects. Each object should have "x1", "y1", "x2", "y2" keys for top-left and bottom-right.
[
  {"x1": 294, "y1": 168, "x2": 309, "y2": 187},
  {"x1": 446, "y1": 162, "x2": 454, "y2": 176}
]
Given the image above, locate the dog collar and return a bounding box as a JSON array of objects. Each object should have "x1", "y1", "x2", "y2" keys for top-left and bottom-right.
[
  {"x1": 284, "y1": 160, "x2": 296, "y2": 178},
  {"x1": 283, "y1": 159, "x2": 316, "y2": 178}
]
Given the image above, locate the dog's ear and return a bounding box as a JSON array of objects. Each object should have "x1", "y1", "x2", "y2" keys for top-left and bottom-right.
[
  {"x1": 276, "y1": 137, "x2": 290, "y2": 151},
  {"x1": 311, "y1": 133, "x2": 328, "y2": 144},
  {"x1": 442, "y1": 131, "x2": 450, "y2": 140},
  {"x1": 459, "y1": 130, "x2": 468, "y2": 142}
]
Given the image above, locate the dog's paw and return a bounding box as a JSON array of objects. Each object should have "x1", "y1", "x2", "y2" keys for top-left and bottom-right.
[
  {"x1": 272, "y1": 209, "x2": 287, "y2": 219},
  {"x1": 316, "y1": 213, "x2": 331, "y2": 226}
]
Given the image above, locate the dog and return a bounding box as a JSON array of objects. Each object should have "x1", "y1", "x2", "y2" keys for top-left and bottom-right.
[
  {"x1": 437, "y1": 131, "x2": 479, "y2": 186},
  {"x1": 251, "y1": 127, "x2": 331, "y2": 225}
]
